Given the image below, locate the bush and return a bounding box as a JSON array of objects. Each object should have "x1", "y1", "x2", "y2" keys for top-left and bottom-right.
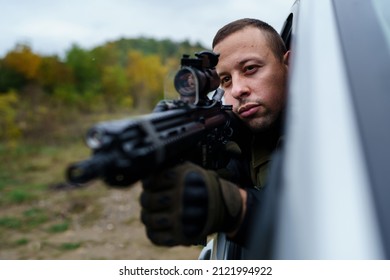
[{"x1": 0, "y1": 91, "x2": 21, "y2": 146}]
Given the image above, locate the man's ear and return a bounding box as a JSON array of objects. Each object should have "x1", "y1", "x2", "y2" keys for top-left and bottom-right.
[{"x1": 283, "y1": 50, "x2": 291, "y2": 66}]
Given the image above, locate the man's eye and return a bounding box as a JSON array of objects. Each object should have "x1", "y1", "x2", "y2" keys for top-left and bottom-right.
[
  {"x1": 221, "y1": 77, "x2": 231, "y2": 86},
  {"x1": 244, "y1": 65, "x2": 258, "y2": 74}
]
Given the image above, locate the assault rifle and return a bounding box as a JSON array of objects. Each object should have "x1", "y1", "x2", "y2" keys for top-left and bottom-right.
[{"x1": 66, "y1": 51, "x2": 239, "y2": 187}]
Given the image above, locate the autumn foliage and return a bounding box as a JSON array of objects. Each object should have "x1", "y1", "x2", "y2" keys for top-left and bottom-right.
[{"x1": 0, "y1": 38, "x2": 205, "y2": 145}]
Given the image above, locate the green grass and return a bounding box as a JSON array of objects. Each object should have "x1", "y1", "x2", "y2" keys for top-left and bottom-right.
[
  {"x1": 0, "y1": 208, "x2": 48, "y2": 231},
  {"x1": 47, "y1": 222, "x2": 69, "y2": 233},
  {"x1": 14, "y1": 238, "x2": 30, "y2": 246},
  {"x1": 59, "y1": 242, "x2": 81, "y2": 251},
  {"x1": 0, "y1": 183, "x2": 48, "y2": 206},
  {"x1": 0, "y1": 216, "x2": 22, "y2": 229},
  {"x1": 23, "y1": 208, "x2": 49, "y2": 227},
  {"x1": 7, "y1": 189, "x2": 32, "y2": 204}
]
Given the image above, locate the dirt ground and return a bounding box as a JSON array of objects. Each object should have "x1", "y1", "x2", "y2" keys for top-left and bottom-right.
[{"x1": 0, "y1": 182, "x2": 202, "y2": 260}]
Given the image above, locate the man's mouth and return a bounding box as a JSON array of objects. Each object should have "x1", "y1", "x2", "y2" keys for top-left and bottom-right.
[{"x1": 237, "y1": 103, "x2": 260, "y2": 118}]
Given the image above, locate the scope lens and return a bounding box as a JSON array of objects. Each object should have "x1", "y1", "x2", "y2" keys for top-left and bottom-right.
[
  {"x1": 86, "y1": 128, "x2": 106, "y2": 149},
  {"x1": 174, "y1": 68, "x2": 197, "y2": 97}
]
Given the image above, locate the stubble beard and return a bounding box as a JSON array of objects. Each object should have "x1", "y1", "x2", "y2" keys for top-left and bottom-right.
[
  {"x1": 242, "y1": 105, "x2": 280, "y2": 134},
  {"x1": 245, "y1": 115, "x2": 274, "y2": 134}
]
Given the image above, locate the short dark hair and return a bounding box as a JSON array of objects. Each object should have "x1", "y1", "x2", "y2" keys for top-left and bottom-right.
[{"x1": 212, "y1": 18, "x2": 287, "y2": 61}]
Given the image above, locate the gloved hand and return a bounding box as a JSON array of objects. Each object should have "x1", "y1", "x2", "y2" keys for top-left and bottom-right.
[{"x1": 140, "y1": 162, "x2": 244, "y2": 246}]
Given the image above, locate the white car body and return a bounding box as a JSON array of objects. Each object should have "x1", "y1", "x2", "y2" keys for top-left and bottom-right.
[{"x1": 201, "y1": 0, "x2": 390, "y2": 260}]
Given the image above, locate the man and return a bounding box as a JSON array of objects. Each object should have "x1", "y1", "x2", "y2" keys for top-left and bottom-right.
[{"x1": 140, "y1": 18, "x2": 290, "y2": 249}]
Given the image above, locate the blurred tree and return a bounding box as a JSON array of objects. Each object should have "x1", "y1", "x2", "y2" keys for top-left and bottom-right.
[
  {"x1": 65, "y1": 44, "x2": 100, "y2": 94},
  {"x1": 126, "y1": 50, "x2": 168, "y2": 111},
  {"x1": 0, "y1": 90, "x2": 21, "y2": 145},
  {"x1": 101, "y1": 64, "x2": 131, "y2": 111},
  {"x1": 163, "y1": 57, "x2": 181, "y2": 100},
  {"x1": 38, "y1": 55, "x2": 74, "y2": 93},
  {"x1": 0, "y1": 44, "x2": 42, "y2": 92},
  {"x1": 91, "y1": 42, "x2": 122, "y2": 67},
  {"x1": 3, "y1": 44, "x2": 41, "y2": 80},
  {"x1": 0, "y1": 59, "x2": 26, "y2": 92}
]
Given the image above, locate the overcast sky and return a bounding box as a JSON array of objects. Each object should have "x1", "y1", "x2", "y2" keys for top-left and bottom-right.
[{"x1": 0, "y1": 0, "x2": 295, "y2": 57}]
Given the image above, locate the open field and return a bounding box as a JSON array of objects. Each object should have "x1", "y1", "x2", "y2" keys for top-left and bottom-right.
[{"x1": 0, "y1": 124, "x2": 201, "y2": 260}]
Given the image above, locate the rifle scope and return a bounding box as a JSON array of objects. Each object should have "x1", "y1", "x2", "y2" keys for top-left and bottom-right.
[{"x1": 174, "y1": 51, "x2": 220, "y2": 105}]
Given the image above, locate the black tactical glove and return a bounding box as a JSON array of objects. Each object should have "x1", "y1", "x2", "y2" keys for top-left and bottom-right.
[{"x1": 140, "y1": 162, "x2": 243, "y2": 246}]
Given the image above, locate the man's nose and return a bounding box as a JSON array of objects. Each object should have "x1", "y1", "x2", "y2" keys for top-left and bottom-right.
[{"x1": 230, "y1": 75, "x2": 250, "y2": 99}]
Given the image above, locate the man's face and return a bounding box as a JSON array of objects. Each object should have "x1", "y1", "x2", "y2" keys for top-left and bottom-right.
[{"x1": 213, "y1": 26, "x2": 289, "y2": 133}]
